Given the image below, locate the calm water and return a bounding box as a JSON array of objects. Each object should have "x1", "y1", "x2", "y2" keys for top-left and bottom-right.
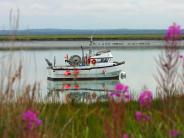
[{"x1": 0, "y1": 48, "x2": 165, "y2": 98}]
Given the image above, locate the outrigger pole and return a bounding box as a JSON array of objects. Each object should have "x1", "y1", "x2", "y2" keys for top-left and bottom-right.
[{"x1": 81, "y1": 45, "x2": 85, "y2": 66}]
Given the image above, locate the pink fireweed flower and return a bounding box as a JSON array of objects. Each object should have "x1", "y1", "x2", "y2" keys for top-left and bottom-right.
[
  {"x1": 169, "y1": 129, "x2": 181, "y2": 138},
  {"x1": 123, "y1": 133, "x2": 129, "y2": 138},
  {"x1": 142, "y1": 114, "x2": 151, "y2": 122},
  {"x1": 135, "y1": 111, "x2": 151, "y2": 122},
  {"x1": 135, "y1": 111, "x2": 142, "y2": 121},
  {"x1": 108, "y1": 91, "x2": 122, "y2": 102},
  {"x1": 123, "y1": 91, "x2": 132, "y2": 103},
  {"x1": 166, "y1": 23, "x2": 181, "y2": 41},
  {"x1": 22, "y1": 110, "x2": 42, "y2": 130},
  {"x1": 109, "y1": 92, "x2": 121, "y2": 97},
  {"x1": 114, "y1": 83, "x2": 129, "y2": 93},
  {"x1": 138, "y1": 90, "x2": 153, "y2": 107},
  {"x1": 108, "y1": 91, "x2": 132, "y2": 103},
  {"x1": 108, "y1": 83, "x2": 132, "y2": 102}
]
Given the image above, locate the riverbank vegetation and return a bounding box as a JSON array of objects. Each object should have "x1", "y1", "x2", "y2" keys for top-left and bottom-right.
[
  {"x1": 0, "y1": 34, "x2": 184, "y2": 41},
  {"x1": 0, "y1": 23, "x2": 184, "y2": 138},
  {"x1": 0, "y1": 98, "x2": 184, "y2": 138}
]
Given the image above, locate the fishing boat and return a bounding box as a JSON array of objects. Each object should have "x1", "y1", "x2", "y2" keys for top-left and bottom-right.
[{"x1": 45, "y1": 38, "x2": 126, "y2": 81}]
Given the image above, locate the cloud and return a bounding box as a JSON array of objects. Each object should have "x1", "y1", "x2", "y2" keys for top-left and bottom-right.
[
  {"x1": 1, "y1": 0, "x2": 183, "y2": 15},
  {"x1": 0, "y1": 0, "x2": 184, "y2": 29}
]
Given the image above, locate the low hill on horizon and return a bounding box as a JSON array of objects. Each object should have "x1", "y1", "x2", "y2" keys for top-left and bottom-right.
[{"x1": 0, "y1": 29, "x2": 171, "y2": 35}]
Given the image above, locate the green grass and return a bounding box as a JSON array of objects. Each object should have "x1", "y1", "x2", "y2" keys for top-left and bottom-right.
[
  {"x1": 0, "y1": 98, "x2": 184, "y2": 138},
  {"x1": 0, "y1": 34, "x2": 176, "y2": 41}
]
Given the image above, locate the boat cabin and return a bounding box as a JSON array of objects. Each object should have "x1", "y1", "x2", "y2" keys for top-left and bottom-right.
[{"x1": 90, "y1": 50, "x2": 113, "y2": 64}]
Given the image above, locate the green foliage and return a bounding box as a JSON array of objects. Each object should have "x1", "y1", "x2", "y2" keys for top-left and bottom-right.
[{"x1": 0, "y1": 99, "x2": 184, "y2": 138}]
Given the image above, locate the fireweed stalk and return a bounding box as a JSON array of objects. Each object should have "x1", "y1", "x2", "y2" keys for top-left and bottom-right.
[
  {"x1": 155, "y1": 23, "x2": 182, "y2": 98},
  {"x1": 103, "y1": 101, "x2": 126, "y2": 138},
  {"x1": 104, "y1": 83, "x2": 131, "y2": 138},
  {"x1": 138, "y1": 89, "x2": 153, "y2": 108},
  {"x1": 134, "y1": 90, "x2": 153, "y2": 124},
  {"x1": 155, "y1": 23, "x2": 183, "y2": 137}
]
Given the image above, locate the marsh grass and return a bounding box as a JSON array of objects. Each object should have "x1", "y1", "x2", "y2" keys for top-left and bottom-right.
[{"x1": 1, "y1": 94, "x2": 184, "y2": 138}]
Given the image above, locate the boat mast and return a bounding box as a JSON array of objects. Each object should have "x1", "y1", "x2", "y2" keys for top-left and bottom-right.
[
  {"x1": 81, "y1": 45, "x2": 85, "y2": 66},
  {"x1": 89, "y1": 36, "x2": 93, "y2": 56}
]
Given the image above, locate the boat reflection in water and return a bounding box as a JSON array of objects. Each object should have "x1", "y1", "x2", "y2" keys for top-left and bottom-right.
[{"x1": 47, "y1": 79, "x2": 119, "y2": 103}]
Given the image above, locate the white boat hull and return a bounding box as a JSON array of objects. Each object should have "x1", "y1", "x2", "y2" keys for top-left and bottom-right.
[{"x1": 47, "y1": 62, "x2": 125, "y2": 81}]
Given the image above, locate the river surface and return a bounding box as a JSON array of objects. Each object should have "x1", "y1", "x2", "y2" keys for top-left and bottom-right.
[
  {"x1": 0, "y1": 41, "x2": 183, "y2": 101},
  {"x1": 0, "y1": 49, "x2": 160, "y2": 95}
]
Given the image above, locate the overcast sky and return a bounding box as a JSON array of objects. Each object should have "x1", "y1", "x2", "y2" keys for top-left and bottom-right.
[{"x1": 0, "y1": 0, "x2": 184, "y2": 29}]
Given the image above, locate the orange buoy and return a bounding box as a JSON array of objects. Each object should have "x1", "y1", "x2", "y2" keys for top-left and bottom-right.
[
  {"x1": 74, "y1": 84, "x2": 80, "y2": 89},
  {"x1": 88, "y1": 58, "x2": 91, "y2": 64},
  {"x1": 64, "y1": 70, "x2": 71, "y2": 76},
  {"x1": 91, "y1": 59, "x2": 96, "y2": 65},
  {"x1": 73, "y1": 69, "x2": 80, "y2": 75},
  {"x1": 64, "y1": 84, "x2": 71, "y2": 89}
]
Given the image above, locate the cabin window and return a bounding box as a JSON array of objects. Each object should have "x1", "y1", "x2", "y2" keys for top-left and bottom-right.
[{"x1": 101, "y1": 58, "x2": 109, "y2": 63}]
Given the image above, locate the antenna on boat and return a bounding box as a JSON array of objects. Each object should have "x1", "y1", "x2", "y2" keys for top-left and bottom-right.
[
  {"x1": 90, "y1": 35, "x2": 93, "y2": 44},
  {"x1": 45, "y1": 58, "x2": 53, "y2": 67},
  {"x1": 53, "y1": 56, "x2": 56, "y2": 67}
]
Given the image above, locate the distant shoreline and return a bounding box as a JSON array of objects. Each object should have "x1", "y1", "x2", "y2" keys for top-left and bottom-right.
[{"x1": 0, "y1": 34, "x2": 174, "y2": 41}]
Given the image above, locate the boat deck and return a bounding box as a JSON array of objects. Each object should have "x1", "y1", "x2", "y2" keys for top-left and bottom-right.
[{"x1": 47, "y1": 61, "x2": 125, "y2": 70}]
